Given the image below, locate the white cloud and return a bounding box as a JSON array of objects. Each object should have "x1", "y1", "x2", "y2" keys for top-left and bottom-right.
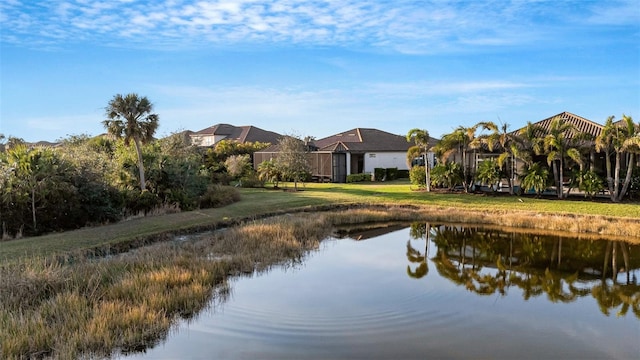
[{"x1": 3, "y1": 0, "x2": 629, "y2": 52}]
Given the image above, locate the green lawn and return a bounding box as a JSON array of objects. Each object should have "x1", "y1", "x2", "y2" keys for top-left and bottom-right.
[{"x1": 1, "y1": 180, "x2": 638, "y2": 260}]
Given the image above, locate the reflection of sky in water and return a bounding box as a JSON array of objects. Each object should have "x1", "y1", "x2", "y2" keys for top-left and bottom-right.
[{"x1": 123, "y1": 227, "x2": 640, "y2": 360}]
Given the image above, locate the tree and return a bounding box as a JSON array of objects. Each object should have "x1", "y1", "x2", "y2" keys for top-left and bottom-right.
[
  {"x1": 542, "y1": 117, "x2": 584, "y2": 199},
  {"x1": 103, "y1": 93, "x2": 159, "y2": 191},
  {"x1": 257, "y1": 159, "x2": 281, "y2": 188},
  {"x1": 276, "y1": 134, "x2": 310, "y2": 191},
  {"x1": 435, "y1": 125, "x2": 483, "y2": 192},
  {"x1": 480, "y1": 122, "x2": 519, "y2": 194},
  {"x1": 224, "y1": 154, "x2": 251, "y2": 180},
  {"x1": 476, "y1": 158, "x2": 501, "y2": 192},
  {"x1": 406, "y1": 128, "x2": 432, "y2": 192},
  {"x1": 595, "y1": 115, "x2": 639, "y2": 202},
  {"x1": 520, "y1": 162, "x2": 550, "y2": 197}
]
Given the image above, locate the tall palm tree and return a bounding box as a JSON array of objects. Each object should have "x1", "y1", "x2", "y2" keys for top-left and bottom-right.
[
  {"x1": 595, "y1": 115, "x2": 639, "y2": 202},
  {"x1": 103, "y1": 93, "x2": 159, "y2": 191},
  {"x1": 542, "y1": 117, "x2": 583, "y2": 199},
  {"x1": 480, "y1": 122, "x2": 518, "y2": 194},
  {"x1": 435, "y1": 125, "x2": 482, "y2": 192},
  {"x1": 406, "y1": 128, "x2": 432, "y2": 192}
]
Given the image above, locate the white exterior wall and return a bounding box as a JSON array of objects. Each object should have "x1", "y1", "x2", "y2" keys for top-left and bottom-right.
[{"x1": 363, "y1": 152, "x2": 409, "y2": 173}]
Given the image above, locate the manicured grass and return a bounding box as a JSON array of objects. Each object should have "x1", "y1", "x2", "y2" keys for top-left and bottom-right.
[{"x1": 0, "y1": 180, "x2": 638, "y2": 261}]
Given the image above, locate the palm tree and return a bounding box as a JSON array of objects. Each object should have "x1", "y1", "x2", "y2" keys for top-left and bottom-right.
[
  {"x1": 435, "y1": 125, "x2": 481, "y2": 192},
  {"x1": 595, "y1": 115, "x2": 639, "y2": 202},
  {"x1": 406, "y1": 128, "x2": 432, "y2": 192},
  {"x1": 480, "y1": 122, "x2": 519, "y2": 194},
  {"x1": 542, "y1": 117, "x2": 583, "y2": 199},
  {"x1": 103, "y1": 93, "x2": 159, "y2": 191}
]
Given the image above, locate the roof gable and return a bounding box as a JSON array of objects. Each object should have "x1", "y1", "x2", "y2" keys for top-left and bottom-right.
[
  {"x1": 315, "y1": 128, "x2": 413, "y2": 152},
  {"x1": 521, "y1": 111, "x2": 603, "y2": 139}
]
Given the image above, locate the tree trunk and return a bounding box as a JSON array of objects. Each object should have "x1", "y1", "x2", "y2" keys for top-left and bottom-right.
[
  {"x1": 424, "y1": 152, "x2": 430, "y2": 192},
  {"x1": 613, "y1": 152, "x2": 621, "y2": 202},
  {"x1": 31, "y1": 187, "x2": 36, "y2": 232},
  {"x1": 557, "y1": 160, "x2": 564, "y2": 199},
  {"x1": 605, "y1": 151, "x2": 614, "y2": 201},
  {"x1": 133, "y1": 137, "x2": 147, "y2": 191},
  {"x1": 617, "y1": 153, "x2": 634, "y2": 202}
]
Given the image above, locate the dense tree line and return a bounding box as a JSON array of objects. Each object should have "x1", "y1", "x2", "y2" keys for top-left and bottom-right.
[{"x1": 408, "y1": 115, "x2": 640, "y2": 202}]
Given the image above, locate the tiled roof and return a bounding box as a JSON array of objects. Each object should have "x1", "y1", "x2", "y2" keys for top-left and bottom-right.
[
  {"x1": 191, "y1": 124, "x2": 282, "y2": 144},
  {"x1": 314, "y1": 128, "x2": 423, "y2": 152},
  {"x1": 519, "y1": 111, "x2": 603, "y2": 139}
]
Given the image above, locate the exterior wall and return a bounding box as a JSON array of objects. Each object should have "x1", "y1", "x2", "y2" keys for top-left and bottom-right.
[
  {"x1": 363, "y1": 152, "x2": 409, "y2": 173},
  {"x1": 190, "y1": 134, "x2": 228, "y2": 147}
]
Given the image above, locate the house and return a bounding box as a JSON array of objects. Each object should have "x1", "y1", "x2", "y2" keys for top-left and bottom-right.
[
  {"x1": 466, "y1": 111, "x2": 607, "y2": 191},
  {"x1": 189, "y1": 124, "x2": 282, "y2": 147},
  {"x1": 254, "y1": 128, "x2": 429, "y2": 183}
]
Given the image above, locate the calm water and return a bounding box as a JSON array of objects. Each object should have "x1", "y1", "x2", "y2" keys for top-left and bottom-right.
[{"x1": 124, "y1": 224, "x2": 640, "y2": 359}]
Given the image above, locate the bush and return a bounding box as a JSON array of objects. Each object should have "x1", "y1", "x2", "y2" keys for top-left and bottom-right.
[
  {"x1": 373, "y1": 168, "x2": 386, "y2": 181},
  {"x1": 239, "y1": 173, "x2": 265, "y2": 188},
  {"x1": 125, "y1": 190, "x2": 161, "y2": 216},
  {"x1": 346, "y1": 173, "x2": 371, "y2": 183},
  {"x1": 397, "y1": 169, "x2": 410, "y2": 179},
  {"x1": 199, "y1": 185, "x2": 241, "y2": 209},
  {"x1": 409, "y1": 166, "x2": 426, "y2": 188},
  {"x1": 386, "y1": 168, "x2": 398, "y2": 181},
  {"x1": 578, "y1": 170, "x2": 604, "y2": 199}
]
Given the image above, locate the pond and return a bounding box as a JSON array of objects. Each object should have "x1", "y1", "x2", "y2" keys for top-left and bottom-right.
[{"x1": 123, "y1": 223, "x2": 639, "y2": 359}]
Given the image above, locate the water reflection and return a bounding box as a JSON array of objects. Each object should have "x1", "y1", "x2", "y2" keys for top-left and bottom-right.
[
  {"x1": 399, "y1": 223, "x2": 639, "y2": 318},
  {"x1": 126, "y1": 223, "x2": 639, "y2": 359}
]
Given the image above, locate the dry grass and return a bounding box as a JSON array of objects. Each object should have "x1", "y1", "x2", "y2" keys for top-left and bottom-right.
[{"x1": 1, "y1": 203, "x2": 639, "y2": 358}]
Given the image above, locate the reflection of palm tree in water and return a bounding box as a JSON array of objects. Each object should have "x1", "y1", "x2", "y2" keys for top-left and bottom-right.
[
  {"x1": 593, "y1": 241, "x2": 639, "y2": 318},
  {"x1": 428, "y1": 225, "x2": 640, "y2": 318},
  {"x1": 406, "y1": 222, "x2": 430, "y2": 279}
]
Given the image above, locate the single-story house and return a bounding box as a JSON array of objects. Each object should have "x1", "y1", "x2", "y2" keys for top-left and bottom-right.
[
  {"x1": 190, "y1": 124, "x2": 282, "y2": 147},
  {"x1": 254, "y1": 128, "x2": 435, "y2": 183}
]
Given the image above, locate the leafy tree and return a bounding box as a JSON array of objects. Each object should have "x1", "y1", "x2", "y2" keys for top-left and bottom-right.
[
  {"x1": 224, "y1": 154, "x2": 251, "y2": 180},
  {"x1": 103, "y1": 93, "x2": 159, "y2": 191},
  {"x1": 595, "y1": 115, "x2": 639, "y2": 202},
  {"x1": 406, "y1": 128, "x2": 432, "y2": 192},
  {"x1": 276, "y1": 134, "x2": 311, "y2": 191}
]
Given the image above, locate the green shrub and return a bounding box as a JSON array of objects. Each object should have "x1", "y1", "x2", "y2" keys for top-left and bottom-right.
[
  {"x1": 125, "y1": 190, "x2": 161, "y2": 215},
  {"x1": 346, "y1": 173, "x2": 371, "y2": 183},
  {"x1": 397, "y1": 169, "x2": 410, "y2": 179},
  {"x1": 373, "y1": 168, "x2": 386, "y2": 181},
  {"x1": 409, "y1": 166, "x2": 426, "y2": 188},
  {"x1": 239, "y1": 173, "x2": 265, "y2": 188},
  {"x1": 578, "y1": 170, "x2": 604, "y2": 199},
  {"x1": 198, "y1": 185, "x2": 241, "y2": 209},
  {"x1": 386, "y1": 168, "x2": 398, "y2": 180}
]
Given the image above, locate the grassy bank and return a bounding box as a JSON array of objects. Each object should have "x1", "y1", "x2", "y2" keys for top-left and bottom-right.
[
  {"x1": 0, "y1": 208, "x2": 425, "y2": 359},
  {"x1": 1, "y1": 181, "x2": 639, "y2": 261},
  {"x1": 1, "y1": 179, "x2": 639, "y2": 359}
]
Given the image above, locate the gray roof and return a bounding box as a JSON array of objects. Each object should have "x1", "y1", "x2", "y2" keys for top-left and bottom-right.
[
  {"x1": 191, "y1": 124, "x2": 282, "y2": 144},
  {"x1": 314, "y1": 128, "x2": 418, "y2": 152},
  {"x1": 518, "y1": 111, "x2": 603, "y2": 139}
]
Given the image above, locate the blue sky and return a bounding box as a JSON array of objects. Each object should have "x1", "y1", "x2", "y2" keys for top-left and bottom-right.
[{"x1": 1, "y1": 0, "x2": 639, "y2": 143}]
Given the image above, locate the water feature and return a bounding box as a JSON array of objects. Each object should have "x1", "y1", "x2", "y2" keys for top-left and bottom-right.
[{"x1": 123, "y1": 223, "x2": 640, "y2": 359}]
